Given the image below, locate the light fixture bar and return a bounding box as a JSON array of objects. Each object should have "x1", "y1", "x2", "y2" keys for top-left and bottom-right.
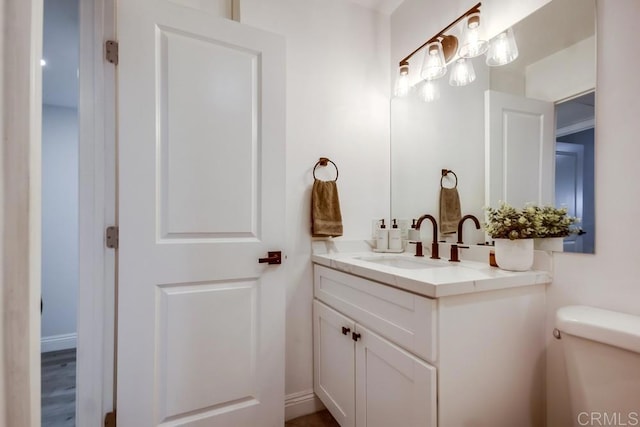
[{"x1": 398, "y1": 2, "x2": 481, "y2": 67}]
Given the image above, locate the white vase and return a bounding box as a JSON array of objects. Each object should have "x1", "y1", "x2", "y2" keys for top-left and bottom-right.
[
  {"x1": 534, "y1": 237, "x2": 564, "y2": 252},
  {"x1": 494, "y1": 238, "x2": 534, "y2": 271}
]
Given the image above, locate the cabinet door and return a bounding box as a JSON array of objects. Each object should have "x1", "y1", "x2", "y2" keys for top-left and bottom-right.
[
  {"x1": 314, "y1": 300, "x2": 356, "y2": 427},
  {"x1": 355, "y1": 325, "x2": 437, "y2": 427}
]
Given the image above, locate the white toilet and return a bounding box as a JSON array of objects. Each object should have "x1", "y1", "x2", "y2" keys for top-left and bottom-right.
[{"x1": 556, "y1": 305, "x2": 640, "y2": 422}]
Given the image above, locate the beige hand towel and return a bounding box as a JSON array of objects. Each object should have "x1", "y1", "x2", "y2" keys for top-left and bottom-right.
[
  {"x1": 311, "y1": 179, "x2": 343, "y2": 237},
  {"x1": 440, "y1": 187, "x2": 461, "y2": 234}
]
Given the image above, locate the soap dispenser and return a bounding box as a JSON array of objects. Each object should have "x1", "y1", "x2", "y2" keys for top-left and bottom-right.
[
  {"x1": 389, "y1": 219, "x2": 402, "y2": 251},
  {"x1": 408, "y1": 219, "x2": 420, "y2": 242},
  {"x1": 376, "y1": 219, "x2": 389, "y2": 251},
  {"x1": 407, "y1": 219, "x2": 420, "y2": 252}
]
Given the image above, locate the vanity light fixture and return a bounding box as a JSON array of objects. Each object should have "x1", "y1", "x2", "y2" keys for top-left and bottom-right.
[
  {"x1": 393, "y1": 2, "x2": 519, "y2": 98},
  {"x1": 420, "y1": 79, "x2": 440, "y2": 102},
  {"x1": 420, "y1": 40, "x2": 448, "y2": 80},
  {"x1": 393, "y1": 2, "x2": 483, "y2": 96},
  {"x1": 458, "y1": 12, "x2": 489, "y2": 58},
  {"x1": 449, "y1": 58, "x2": 476, "y2": 87},
  {"x1": 394, "y1": 60, "x2": 411, "y2": 97},
  {"x1": 486, "y1": 27, "x2": 519, "y2": 66}
]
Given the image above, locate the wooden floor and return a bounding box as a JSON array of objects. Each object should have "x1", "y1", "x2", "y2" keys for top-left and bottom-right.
[
  {"x1": 285, "y1": 410, "x2": 340, "y2": 427},
  {"x1": 41, "y1": 348, "x2": 336, "y2": 427},
  {"x1": 41, "y1": 349, "x2": 76, "y2": 427}
]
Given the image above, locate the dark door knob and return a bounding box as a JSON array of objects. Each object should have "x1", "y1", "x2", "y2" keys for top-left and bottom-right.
[
  {"x1": 342, "y1": 327, "x2": 351, "y2": 335},
  {"x1": 352, "y1": 332, "x2": 361, "y2": 342},
  {"x1": 258, "y1": 251, "x2": 282, "y2": 265}
]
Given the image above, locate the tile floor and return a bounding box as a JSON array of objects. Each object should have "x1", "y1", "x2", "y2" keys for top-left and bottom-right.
[{"x1": 285, "y1": 410, "x2": 340, "y2": 427}]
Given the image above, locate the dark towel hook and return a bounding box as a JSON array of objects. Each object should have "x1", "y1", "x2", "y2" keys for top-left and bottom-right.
[
  {"x1": 313, "y1": 157, "x2": 339, "y2": 181},
  {"x1": 441, "y1": 169, "x2": 457, "y2": 188}
]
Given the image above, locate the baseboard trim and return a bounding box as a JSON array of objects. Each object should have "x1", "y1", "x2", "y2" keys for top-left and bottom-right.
[
  {"x1": 285, "y1": 390, "x2": 325, "y2": 421},
  {"x1": 41, "y1": 333, "x2": 77, "y2": 353}
]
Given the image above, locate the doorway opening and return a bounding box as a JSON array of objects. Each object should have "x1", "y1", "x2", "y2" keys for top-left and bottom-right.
[
  {"x1": 40, "y1": 0, "x2": 80, "y2": 424},
  {"x1": 41, "y1": 0, "x2": 117, "y2": 424},
  {"x1": 555, "y1": 91, "x2": 595, "y2": 254}
]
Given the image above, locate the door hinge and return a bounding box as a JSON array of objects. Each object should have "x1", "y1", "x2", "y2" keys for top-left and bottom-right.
[
  {"x1": 105, "y1": 40, "x2": 119, "y2": 65},
  {"x1": 106, "y1": 226, "x2": 119, "y2": 249},
  {"x1": 104, "y1": 410, "x2": 116, "y2": 427}
]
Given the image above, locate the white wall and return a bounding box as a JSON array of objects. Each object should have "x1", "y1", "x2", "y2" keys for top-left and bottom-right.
[
  {"x1": 547, "y1": 1, "x2": 640, "y2": 425},
  {"x1": 1, "y1": 0, "x2": 43, "y2": 423},
  {"x1": 0, "y1": 0, "x2": 6, "y2": 415},
  {"x1": 237, "y1": 0, "x2": 390, "y2": 415},
  {"x1": 490, "y1": 34, "x2": 596, "y2": 100},
  {"x1": 41, "y1": 104, "x2": 78, "y2": 351},
  {"x1": 526, "y1": 35, "x2": 596, "y2": 102}
]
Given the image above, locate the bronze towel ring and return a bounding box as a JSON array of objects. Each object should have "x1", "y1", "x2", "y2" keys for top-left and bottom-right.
[
  {"x1": 441, "y1": 169, "x2": 457, "y2": 188},
  {"x1": 313, "y1": 157, "x2": 339, "y2": 181}
]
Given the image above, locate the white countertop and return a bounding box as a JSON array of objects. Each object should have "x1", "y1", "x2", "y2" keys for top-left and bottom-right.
[{"x1": 311, "y1": 241, "x2": 551, "y2": 298}]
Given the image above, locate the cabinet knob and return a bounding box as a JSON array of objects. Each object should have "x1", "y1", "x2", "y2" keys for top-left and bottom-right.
[
  {"x1": 341, "y1": 327, "x2": 351, "y2": 335},
  {"x1": 352, "y1": 332, "x2": 361, "y2": 342}
]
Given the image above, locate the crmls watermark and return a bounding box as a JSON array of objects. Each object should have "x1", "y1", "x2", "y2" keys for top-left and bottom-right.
[{"x1": 577, "y1": 412, "x2": 640, "y2": 426}]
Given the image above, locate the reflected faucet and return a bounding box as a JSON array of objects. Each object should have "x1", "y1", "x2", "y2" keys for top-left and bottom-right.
[
  {"x1": 457, "y1": 214, "x2": 481, "y2": 244},
  {"x1": 415, "y1": 214, "x2": 440, "y2": 259}
]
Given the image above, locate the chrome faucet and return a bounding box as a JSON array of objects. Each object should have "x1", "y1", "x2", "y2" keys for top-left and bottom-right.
[
  {"x1": 415, "y1": 214, "x2": 440, "y2": 259},
  {"x1": 457, "y1": 214, "x2": 481, "y2": 244}
]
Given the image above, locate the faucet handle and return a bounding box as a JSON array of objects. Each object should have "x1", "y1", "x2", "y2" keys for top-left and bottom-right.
[
  {"x1": 430, "y1": 241, "x2": 440, "y2": 260},
  {"x1": 449, "y1": 244, "x2": 460, "y2": 262}
]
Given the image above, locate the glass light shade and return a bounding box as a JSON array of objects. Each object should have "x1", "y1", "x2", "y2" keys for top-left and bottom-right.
[
  {"x1": 458, "y1": 13, "x2": 488, "y2": 58},
  {"x1": 420, "y1": 41, "x2": 447, "y2": 80},
  {"x1": 420, "y1": 80, "x2": 440, "y2": 102},
  {"x1": 394, "y1": 65, "x2": 412, "y2": 97},
  {"x1": 486, "y1": 27, "x2": 519, "y2": 66},
  {"x1": 449, "y1": 58, "x2": 476, "y2": 86}
]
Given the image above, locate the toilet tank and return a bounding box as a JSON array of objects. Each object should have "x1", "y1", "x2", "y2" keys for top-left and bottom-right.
[{"x1": 556, "y1": 306, "x2": 640, "y2": 425}]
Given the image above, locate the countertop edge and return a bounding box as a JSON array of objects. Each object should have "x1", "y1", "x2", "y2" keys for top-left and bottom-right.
[{"x1": 311, "y1": 253, "x2": 550, "y2": 299}]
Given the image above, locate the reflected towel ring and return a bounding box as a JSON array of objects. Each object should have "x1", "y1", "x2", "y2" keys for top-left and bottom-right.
[
  {"x1": 441, "y1": 169, "x2": 457, "y2": 188},
  {"x1": 313, "y1": 157, "x2": 339, "y2": 181}
]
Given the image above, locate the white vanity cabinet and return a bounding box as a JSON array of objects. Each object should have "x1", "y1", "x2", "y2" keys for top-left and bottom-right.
[
  {"x1": 313, "y1": 265, "x2": 437, "y2": 427},
  {"x1": 313, "y1": 301, "x2": 356, "y2": 426},
  {"x1": 313, "y1": 263, "x2": 547, "y2": 427},
  {"x1": 314, "y1": 301, "x2": 437, "y2": 427}
]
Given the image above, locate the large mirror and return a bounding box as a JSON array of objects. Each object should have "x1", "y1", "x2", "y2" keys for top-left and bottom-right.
[{"x1": 391, "y1": 0, "x2": 596, "y2": 253}]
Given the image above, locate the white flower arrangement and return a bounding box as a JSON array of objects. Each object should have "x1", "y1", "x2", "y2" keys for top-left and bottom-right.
[
  {"x1": 485, "y1": 203, "x2": 580, "y2": 240},
  {"x1": 533, "y1": 205, "x2": 581, "y2": 238}
]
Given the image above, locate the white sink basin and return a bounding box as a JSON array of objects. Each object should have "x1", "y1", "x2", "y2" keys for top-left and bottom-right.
[{"x1": 356, "y1": 256, "x2": 447, "y2": 270}]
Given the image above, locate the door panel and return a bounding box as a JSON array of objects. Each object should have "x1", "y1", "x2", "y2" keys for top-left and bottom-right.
[
  {"x1": 166, "y1": 0, "x2": 232, "y2": 17},
  {"x1": 158, "y1": 27, "x2": 258, "y2": 237},
  {"x1": 355, "y1": 325, "x2": 436, "y2": 427},
  {"x1": 555, "y1": 142, "x2": 585, "y2": 252},
  {"x1": 157, "y1": 281, "x2": 257, "y2": 420},
  {"x1": 117, "y1": 1, "x2": 285, "y2": 425},
  {"x1": 314, "y1": 301, "x2": 356, "y2": 427},
  {"x1": 486, "y1": 90, "x2": 555, "y2": 208}
]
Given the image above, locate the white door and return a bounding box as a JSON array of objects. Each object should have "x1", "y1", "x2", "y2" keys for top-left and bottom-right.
[
  {"x1": 485, "y1": 90, "x2": 555, "y2": 209},
  {"x1": 555, "y1": 142, "x2": 585, "y2": 252},
  {"x1": 116, "y1": 1, "x2": 286, "y2": 425},
  {"x1": 313, "y1": 301, "x2": 356, "y2": 427},
  {"x1": 355, "y1": 325, "x2": 437, "y2": 427}
]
